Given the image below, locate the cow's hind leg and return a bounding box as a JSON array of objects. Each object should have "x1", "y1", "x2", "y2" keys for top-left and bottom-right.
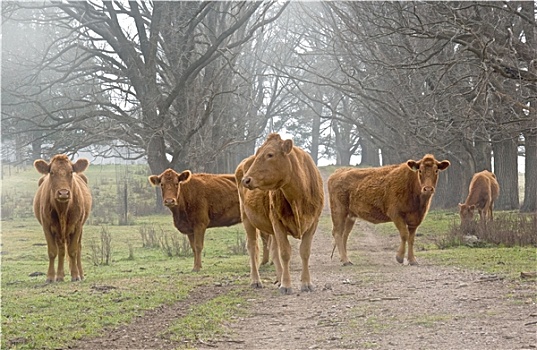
[{"x1": 331, "y1": 211, "x2": 354, "y2": 266}]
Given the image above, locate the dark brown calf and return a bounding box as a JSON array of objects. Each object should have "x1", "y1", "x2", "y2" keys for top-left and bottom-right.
[
  {"x1": 33, "y1": 155, "x2": 92, "y2": 283},
  {"x1": 328, "y1": 154, "x2": 450, "y2": 266}
]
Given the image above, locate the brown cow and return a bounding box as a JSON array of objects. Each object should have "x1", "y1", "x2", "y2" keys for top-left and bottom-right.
[
  {"x1": 459, "y1": 170, "x2": 500, "y2": 228},
  {"x1": 238, "y1": 133, "x2": 324, "y2": 294},
  {"x1": 328, "y1": 154, "x2": 450, "y2": 266},
  {"x1": 33, "y1": 155, "x2": 92, "y2": 283},
  {"x1": 148, "y1": 169, "x2": 270, "y2": 272}
]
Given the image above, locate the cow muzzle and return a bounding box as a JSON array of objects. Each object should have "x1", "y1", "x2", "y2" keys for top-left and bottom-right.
[
  {"x1": 422, "y1": 186, "x2": 435, "y2": 195},
  {"x1": 241, "y1": 177, "x2": 255, "y2": 190},
  {"x1": 56, "y1": 189, "x2": 70, "y2": 202},
  {"x1": 164, "y1": 198, "x2": 177, "y2": 207}
]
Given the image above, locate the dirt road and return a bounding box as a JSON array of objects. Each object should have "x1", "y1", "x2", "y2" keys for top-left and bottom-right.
[{"x1": 71, "y1": 218, "x2": 536, "y2": 350}]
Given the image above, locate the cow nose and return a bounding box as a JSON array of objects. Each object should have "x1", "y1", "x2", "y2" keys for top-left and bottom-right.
[
  {"x1": 164, "y1": 198, "x2": 176, "y2": 206},
  {"x1": 242, "y1": 177, "x2": 251, "y2": 186},
  {"x1": 57, "y1": 189, "x2": 70, "y2": 199},
  {"x1": 422, "y1": 186, "x2": 434, "y2": 194}
]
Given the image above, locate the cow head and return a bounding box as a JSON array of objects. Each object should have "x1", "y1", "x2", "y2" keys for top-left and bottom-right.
[
  {"x1": 458, "y1": 203, "x2": 476, "y2": 223},
  {"x1": 241, "y1": 133, "x2": 293, "y2": 191},
  {"x1": 148, "y1": 169, "x2": 191, "y2": 207},
  {"x1": 406, "y1": 154, "x2": 450, "y2": 197},
  {"x1": 34, "y1": 155, "x2": 89, "y2": 203}
]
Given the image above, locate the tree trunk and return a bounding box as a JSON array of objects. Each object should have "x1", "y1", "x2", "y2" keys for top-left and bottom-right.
[
  {"x1": 492, "y1": 137, "x2": 519, "y2": 210},
  {"x1": 360, "y1": 136, "x2": 380, "y2": 167},
  {"x1": 521, "y1": 131, "x2": 537, "y2": 212}
]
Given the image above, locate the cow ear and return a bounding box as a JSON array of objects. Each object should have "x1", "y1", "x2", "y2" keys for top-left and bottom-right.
[
  {"x1": 148, "y1": 175, "x2": 160, "y2": 186},
  {"x1": 72, "y1": 158, "x2": 89, "y2": 173},
  {"x1": 406, "y1": 160, "x2": 419, "y2": 172},
  {"x1": 178, "y1": 170, "x2": 192, "y2": 183},
  {"x1": 34, "y1": 159, "x2": 50, "y2": 175},
  {"x1": 437, "y1": 160, "x2": 450, "y2": 171},
  {"x1": 282, "y1": 139, "x2": 293, "y2": 154}
]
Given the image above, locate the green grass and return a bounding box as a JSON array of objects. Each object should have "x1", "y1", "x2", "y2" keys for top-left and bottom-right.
[{"x1": 1, "y1": 214, "x2": 256, "y2": 350}]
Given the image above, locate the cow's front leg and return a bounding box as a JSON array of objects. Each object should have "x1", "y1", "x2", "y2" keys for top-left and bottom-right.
[
  {"x1": 273, "y1": 228, "x2": 292, "y2": 295},
  {"x1": 299, "y1": 226, "x2": 316, "y2": 292},
  {"x1": 44, "y1": 228, "x2": 57, "y2": 283},
  {"x1": 393, "y1": 218, "x2": 409, "y2": 264},
  {"x1": 407, "y1": 226, "x2": 419, "y2": 265},
  {"x1": 244, "y1": 219, "x2": 262, "y2": 288},
  {"x1": 67, "y1": 229, "x2": 83, "y2": 281}
]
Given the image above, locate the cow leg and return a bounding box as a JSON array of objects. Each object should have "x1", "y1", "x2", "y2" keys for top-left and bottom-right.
[
  {"x1": 270, "y1": 233, "x2": 283, "y2": 286},
  {"x1": 44, "y1": 228, "x2": 57, "y2": 283},
  {"x1": 244, "y1": 220, "x2": 262, "y2": 288},
  {"x1": 190, "y1": 229, "x2": 205, "y2": 272},
  {"x1": 260, "y1": 231, "x2": 271, "y2": 265},
  {"x1": 299, "y1": 226, "x2": 316, "y2": 292},
  {"x1": 67, "y1": 230, "x2": 82, "y2": 281},
  {"x1": 77, "y1": 232, "x2": 84, "y2": 280},
  {"x1": 56, "y1": 238, "x2": 66, "y2": 282},
  {"x1": 393, "y1": 218, "x2": 409, "y2": 264},
  {"x1": 331, "y1": 211, "x2": 354, "y2": 266},
  {"x1": 407, "y1": 226, "x2": 419, "y2": 266},
  {"x1": 341, "y1": 217, "x2": 356, "y2": 266},
  {"x1": 273, "y1": 227, "x2": 293, "y2": 295}
]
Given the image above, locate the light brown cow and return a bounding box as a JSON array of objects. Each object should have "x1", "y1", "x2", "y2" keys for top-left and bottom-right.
[
  {"x1": 459, "y1": 170, "x2": 500, "y2": 228},
  {"x1": 148, "y1": 169, "x2": 270, "y2": 271},
  {"x1": 33, "y1": 155, "x2": 92, "y2": 283},
  {"x1": 238, "y1": 133, "x2": 324, "y2": 294},
  {"x1": 328, "y1": 154, "x2": 450, "y2": 266}
]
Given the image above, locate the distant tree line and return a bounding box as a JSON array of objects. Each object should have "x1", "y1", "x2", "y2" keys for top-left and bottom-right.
[{"x1": 2, "y1": 1, "x2": 535, "y2": 212}]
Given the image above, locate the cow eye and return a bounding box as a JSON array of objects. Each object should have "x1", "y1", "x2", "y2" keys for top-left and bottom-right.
[{"x1": 267, "y1": 153, "x2": 274, "y2": 158}]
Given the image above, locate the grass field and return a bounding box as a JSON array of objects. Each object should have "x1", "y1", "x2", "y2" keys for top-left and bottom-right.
[{"x1": 1, "y1": 163, "x2": 535, "y2": 349}]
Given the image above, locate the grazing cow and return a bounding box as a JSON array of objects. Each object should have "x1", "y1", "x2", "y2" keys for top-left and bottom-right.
[
  {"x1": 328, "y1": 154, "x2": 450, "y2": 266},
  {"x1": 148, "y1": 169, "x2": 270, "y2": 271},
  {"x1": 459, "y1": 170, "x2": 500, "y2": 228},
  {"x1": 33, "y1": 155, "x2": 92, "y2": 283},
  {"x1": 237, "y1": 133, "x2": 324, "y2": 294}
]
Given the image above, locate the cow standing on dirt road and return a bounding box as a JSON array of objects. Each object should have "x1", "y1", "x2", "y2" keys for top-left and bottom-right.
[
  {"x1": 238, "y1": 133, "x2": 324, "y2": 295},
  {"x1": 328, "y1": 154, "x2": 450, "y2": 266},
  {"x1": 33, "y1": 155, "x2": 92, "y2": 283}
]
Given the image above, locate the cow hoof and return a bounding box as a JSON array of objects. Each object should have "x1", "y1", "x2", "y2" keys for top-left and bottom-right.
[
  {"x1": 56, "y1": 277, "x2": 65, "y2": 282},
  {"x1": 45, "y1": 279, "x2": 54, "y2": 284},
  {"x1": 191, "y1": 268, "x2": 201, "y2": 273},
  {"x1": 395, "y1": 255, "x2": 404, "y2": 264},
  {"x1": 279, "y1": 286, "x2": 293, "y2": 295},
  {"x1": 300, "y1": 284, "x2": 314, "y2": 293},
  {"x1": 71, "y1": 277, "x2": 81, "y2": 282},
  {"x1": 251, "y1": 282, "x2": 263, "y2": 289},
  {"x1": 342, "y1": 261, "x2": 354, "y2": 266},
  {"x1": 408, "y1": 260, "x2": 419, "y2": 266}
]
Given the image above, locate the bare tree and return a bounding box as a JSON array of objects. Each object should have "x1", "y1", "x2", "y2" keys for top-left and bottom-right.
[{"x1": 2, "y1": 1, "x2": 287, "y2": 173}]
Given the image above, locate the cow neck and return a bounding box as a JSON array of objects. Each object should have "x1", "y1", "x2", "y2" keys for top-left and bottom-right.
[{"x1": 171, "y1": 183, "x2": 194, "y2": 232}]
